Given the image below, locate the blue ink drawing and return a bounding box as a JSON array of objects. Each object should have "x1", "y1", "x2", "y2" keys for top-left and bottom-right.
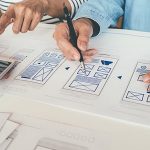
[
  {"x1": 65, "y1": 67, "x2": 70, "y2": 70},
  {"x1": 117, "y1": 76, "x2": 122, "y2": 79},
  {"x1": 101, "y1": 60, "x2": 113, "y2": 66},
  {"x1": 136, "y1": 66, "x2": 150, "y2": 74},
  {"x1": 126, "y1": 91, "x2": 144, "y2": 101},
  {"x1": 69, "y1": 75, "x2": 101, "y2": 92}
]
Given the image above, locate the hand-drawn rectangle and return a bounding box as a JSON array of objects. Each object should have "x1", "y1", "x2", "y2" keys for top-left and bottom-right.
[
  {"x1": 16, "y1": 50, "x2": 65, "y2": 84},
  {"x1": 126, "y1": 91, "x2": 144, "y2": 101},
  {"x1": 77, "y1": 69, "x2": 91, "y2": 76},
  {"x1": 94, "y1": 72, "x2": 108, "y2": 79},
  {"x1": 97, "y1": 66, "x2": 111, "y2": 73},
  {"x1": 69, "y1": 75, "x2": 101, "y2": 92},
  {"x1": 64, "y1": 56, "x2": 118, "y2": 95}
]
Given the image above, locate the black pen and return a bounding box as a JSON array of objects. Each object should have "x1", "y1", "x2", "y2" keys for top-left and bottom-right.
[{"x1": 63, "y1": 4, "x2": 86, "y2": 72}]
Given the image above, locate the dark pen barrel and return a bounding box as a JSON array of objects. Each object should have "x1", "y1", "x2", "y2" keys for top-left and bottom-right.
[{"x1": 63, "y1": 5, "x2": 84, "y2": 62}]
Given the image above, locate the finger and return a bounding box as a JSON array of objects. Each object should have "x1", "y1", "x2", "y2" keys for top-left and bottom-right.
[
  {"x1": 143, "y1": 73, "x2": 150, "y2": 83},
  {"x1": 57, "y1": 38, "x2": 80, "y2": 60},
  {"x1": 54, "y1": 24, "x2": 80, "y2": 60},
  {"x1": 76, "y1": 21, "x2": 93, "y2": 51},
  {"x1": 12, "y1": 5, "x2": 25, "y2": 33},
  {"x1": 82, "y1": 49, "x2": 98, "y2": 57},
  {"x1": 0, "y1": 5, "x2": 15, "y2": 33},
  {"x1": 29, "y1": 12, "x2": 42, "y2": 31},
  {"x1": 83, "y1": 56, "x2": 92, "y2": 63},
  {"x1": 21, "y1": 8, "x2": 33, "y2": 33}
]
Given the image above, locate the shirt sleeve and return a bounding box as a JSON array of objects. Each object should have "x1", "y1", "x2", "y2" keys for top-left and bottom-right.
[
  {"x1": 74, "y1": 0, "x2": 124, "y2": 36},
  {"x1": 68, "y1": 0, "x2": 88, "y2": 18}
]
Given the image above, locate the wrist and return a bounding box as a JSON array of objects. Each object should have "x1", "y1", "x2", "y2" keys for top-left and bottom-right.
[{"x1": 44, "y1": 0, "x2": 71, "y2": 18}]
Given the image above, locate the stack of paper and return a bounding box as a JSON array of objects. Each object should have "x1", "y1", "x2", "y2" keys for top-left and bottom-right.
[
  {"x1": 0, "y1": 113, "x2": 104, "y2": 150},
  {"x1": 0, "y1": 113, "x2": 20, "y2": 150}
]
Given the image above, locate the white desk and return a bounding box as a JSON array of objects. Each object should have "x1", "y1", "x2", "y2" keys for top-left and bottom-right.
[{"x1": 0, "y1": 24, "x2": 150, "y2": 150}]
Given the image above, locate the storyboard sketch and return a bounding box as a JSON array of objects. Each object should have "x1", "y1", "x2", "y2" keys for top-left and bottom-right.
[
  {"x1": 64, "y1": 56, "x2": 118, "y2": 95},
  {"x1": 123, "y1": 62, "x2": 150, "y2": 106},
  {"x1": 16, "y1": 50, "x2": 65, "y2": 84}
]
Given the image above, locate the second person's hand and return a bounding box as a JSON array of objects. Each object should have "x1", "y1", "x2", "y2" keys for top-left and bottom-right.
[
  {"x1": 0, "y1": 0, "x2": 49, "y2": 34},
  {"x1": 54, "y1": 18, "x2": 98, "y2": 61}
]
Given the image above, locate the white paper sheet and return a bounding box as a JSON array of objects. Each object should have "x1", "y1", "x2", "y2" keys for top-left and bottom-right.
[
  {"x1": 0, "y1": 113, "x2": 11, "y2": 130},
  {"x1": 7, "y1": 113, "x2": 107, "y2": 150},
  {"x1": 1, "y1": 25, "x2": 150, "y2": 128},
  {"x1": 0, "y1": 120, "x2": 19, "y2": 145}
]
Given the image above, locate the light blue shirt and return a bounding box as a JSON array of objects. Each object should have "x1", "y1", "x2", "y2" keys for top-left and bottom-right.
[{"x1": 74, "y1": 0, "x2": 150, "y2": 35}]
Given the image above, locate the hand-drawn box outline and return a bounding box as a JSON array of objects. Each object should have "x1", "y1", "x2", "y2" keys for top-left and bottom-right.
[
  {"x1": 32, "y1": 67, "x2": 54, "y2": 82},
  {"x1": 126, "y1": 91, "x2": 144, "y2": 101},
  {"x1": 15, "y1": 50, "x2": 65, "y2": 85},
  {"x1": 147, "y1": 84, "x2": 150, "y2": 94},
  {"x1": 137, "y1": 74, "x2": 146, "y2": 82},
  {"x1": 69, "y1": 79, "x2": 100, "y2": 92},
  {"x1": 34, "y1": 138, "x2": 88, "y2": 150},
  {"x1": 94, "y1": 72, "x2": 108, "y2": 79},
  {"x1": 84, "y1": 64, "x2": 94, "y2": 70},
  {"x1": 146, "y1": 95, "x2": 150, "y2": 102},
  {"x1": 63, "y1": 56, "x2": 118, "y2": 95},
  {"x1": 77, "y1": 69, "x2": 91, "y2": 76},
  {"x1": 97, "y1": 66, "x2": 111, "y2": 73},
  {"x1": 19, "y1": 60, "x2": 53, "y2": 81},
  {"x1": 122, "y1": 62, "x2": 150, "y2": 104}
]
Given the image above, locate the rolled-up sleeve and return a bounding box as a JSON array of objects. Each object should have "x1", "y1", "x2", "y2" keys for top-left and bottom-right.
[
  {"x1": 74, "y1": 0, "x2": 124, "y2": 35},
  {"x1": 68, "y1": 0, "x2": 88, "y2": 18}
]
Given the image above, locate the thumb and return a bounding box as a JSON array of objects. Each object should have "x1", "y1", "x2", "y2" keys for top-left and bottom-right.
[
  {"x1": 76, "y1": 19, "x2": 93, "y2": 51},
  {"x1": 0, "y1": 5, "x2": 15, "y2": 33}
]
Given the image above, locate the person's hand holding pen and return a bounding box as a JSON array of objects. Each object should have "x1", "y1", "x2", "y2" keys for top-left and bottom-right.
[{"x1": 54, "y1": 18, "x2": 97, "y2": 62}]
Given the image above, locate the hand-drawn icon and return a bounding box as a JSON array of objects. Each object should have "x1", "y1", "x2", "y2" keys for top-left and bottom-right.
[
  {"x1": 69, "y1": 75, "x2": 101, "y2": 92},
  {"x1": 77, "y1": 69, "x2": 90, "y2": 76},
  {"x1": 136, "y1": 66, "x2": 150, "y2": 74},
  {"x1": 57, "y1": 54, "x2": 64, "y2": 60},
  {"x1": 42, "y1": 52, "x2": 51, "y2": 57},
  {"x1": 147, "y1": 85, "x2": 150, "y2": 94},
  {"x1": 33, "y1": 60, "x2": 47, "y2": 66},
  {"x1": 146, "y1": 95, "x2": 150, "y2": 102},
  {"x1": 94, "y1": 72, "x2": 108, "y2": 79},
  {"x1": 101, "y1": 60, "x2": 113, "y2": 66},
  {"x1": 46, "y1": 63, "x2": 57, "y2": 68},
  {"x1": 117, "y1": 76, "x2": 122, "y2": 79},
  {"x1": 65, "y1": 67, "x2": 70, "y2": 70},
  {"x1": 137, "y1": 74, "x2": 145, "y2": 82},
  {"x1": 84, "y1": 64, "x2": 94, "y2": 70},
  {"x1": 32, "y1": 67, "x2": 53, "y2": 82},
  {"x1": 97, "y1": 66, "x2": 111, "y2": 73},
  {"x1": 50, "y1": 53, "x2": 58, "y2": 57},
  {"x1": 126, "y1": 91, "x2": 144, "y2": 101}
]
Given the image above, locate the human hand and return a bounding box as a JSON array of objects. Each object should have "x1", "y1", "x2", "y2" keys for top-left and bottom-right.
[
  {"x1": 54, "y1": 18, "x2": 98, "y2": 61},
  {"x1": 0, "y1": 0, "x2": 49, "y2": 34},
  {"x1": 143, "y1": 73, "x2": 150, "y2": 83},
  {"x1": 0, "y1": 0, "x2": 72, "y2": 34}
]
